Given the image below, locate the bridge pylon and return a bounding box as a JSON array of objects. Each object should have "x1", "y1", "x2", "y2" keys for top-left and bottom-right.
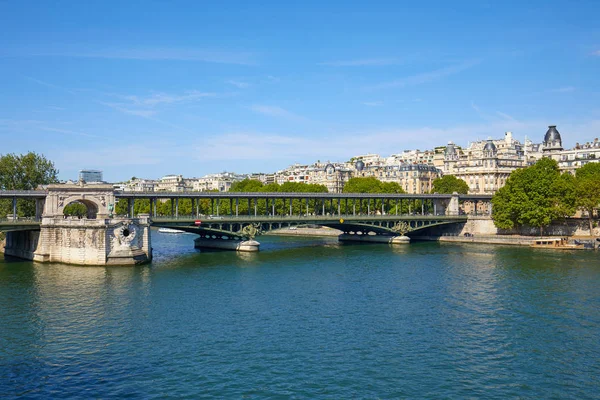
[{"x1": 5, "y1": 183, "x2": 152, "y2": 265}]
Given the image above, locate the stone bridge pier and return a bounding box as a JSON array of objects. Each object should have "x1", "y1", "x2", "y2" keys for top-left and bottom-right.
[{"x1": 6, "y1": 183, "x2": 152, "y2": 265}]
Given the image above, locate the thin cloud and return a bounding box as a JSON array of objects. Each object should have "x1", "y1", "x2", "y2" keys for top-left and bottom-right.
[
  {"x1": 362, "y1": 101, "x2": 384, "y2": 107},
  {"x1": 548, "y1": 86, "x2": 575, "y2": 93},
  {"x1": 99, "y1": 102, "x2": 157, "y2": 118},
  {"x1": 23, "y1": 75, "x2": 76, "y2": 94},
  {"x1": 369, "y1": 59, "x2": 481, "y2": 89},
  {"x1": 41, "y1": 127, "x2": 99, "y2": 138},
  {"x1": 119, "y1": 91, "x2": 216, "y2": 107},
  {"x1": 496, "y1": 111, "x2": 517, "y2": 122},
  {"x1": 247, "y1": 104, "x2": 303, "y2": 120},
  {"x1": 591, "y1": 50, "x2": 600, "y2": 56},
  {"x1": 226, "y1": 80, "x2": 250, "y2": 89},
  {"x1": 27, "y1": 47, "x2": 258, "y2": 65},
  {"x1": 320, "y1": 58, "x2": 401, "y2": 67}
]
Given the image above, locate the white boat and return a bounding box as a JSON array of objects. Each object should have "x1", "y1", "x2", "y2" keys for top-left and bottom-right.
[{"x1": 158, "y1": 228, "x2": 187, "y2": 234}]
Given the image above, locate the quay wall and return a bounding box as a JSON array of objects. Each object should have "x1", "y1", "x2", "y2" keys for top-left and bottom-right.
[{"x1": 415, "y1": 216, "x2": 599, "y2": 238}]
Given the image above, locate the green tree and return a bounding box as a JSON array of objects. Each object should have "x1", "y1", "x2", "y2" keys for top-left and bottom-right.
[
  {"x1": 343, "y1": 177, "x2": 406, "y2": 214},
  {"x1": 491, "y1": 158, "x2": 576, "y2": 235},
  {"x1": 230, "y1": 179, "x2": 264, "y2": 192},
  {"x1": 432, "y1": 175, "x2": 469, "y2": 194},
  {"x1": 575, "y1": 163, "x2": 600, "y2": 236},
  {"x1": 63, "y1": 202, "x2": 88, "y2": 217},
  {"x1": 343, "y1": 177, "x2": 385, "y2": 193},
  {"x1": 0, "y1": 152, "x2": 59, "y2": 217}
]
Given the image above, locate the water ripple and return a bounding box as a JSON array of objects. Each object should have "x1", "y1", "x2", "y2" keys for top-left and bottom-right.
[{"x1": 1, "y1": 236, "x2": 599, "y2": 398}]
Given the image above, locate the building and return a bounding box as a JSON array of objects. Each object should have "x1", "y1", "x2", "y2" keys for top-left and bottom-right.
[
  {"x1": 538, "y1": 126, "x2": 600, "y2": 174},
  {"x1": 156, "y1": 175, "x2": 189, "y2": 192},
  {"x1": 352, "y1": 160, "x2": 441, "y2": 194},
  {"x1": 79, "y1": 170, "x2": 104, "y2": 183},
  {"x1": 191, "y1": 172, "x2": 240, "y2": 192},
  {"x1": 124, "y1": 178, "x2": 157, "y2": 192},
  {"x1": 273, "y1": 162, "x2": 352, "y2": 193},
  {"x1": 442, "y1": 133, "x2": 529, "y2": 194}
]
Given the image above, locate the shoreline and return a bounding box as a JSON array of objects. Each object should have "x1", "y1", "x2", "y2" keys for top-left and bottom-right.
[{"x1": 265, "y1": 227, "x2": 598, "y2": 248}]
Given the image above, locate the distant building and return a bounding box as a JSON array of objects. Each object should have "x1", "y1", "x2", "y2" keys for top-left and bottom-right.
[
  {"x1": 191, "y1": 172, "x2": 240, "y2": 192},
  {"x1": 79, "y1": 170, "x2": 104, "y2": 183},
  {"x1": 538, "y1": 126, "x2": 600, "y2": 174},
  {"x1": 124, "y1": 178, "x2": 157, "y2": 192},
  {"x1": 352, "y1": 160, "x2": 441, "y2": 194},
  {"x1": 156, "y1": 175, "x2": 188, "y2": 192},
  {"x1": 442, "y1": 134, "x2": 528, "y2": 195}
]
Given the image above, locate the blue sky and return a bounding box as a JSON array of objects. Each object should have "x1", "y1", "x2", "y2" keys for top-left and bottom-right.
[{"x1": 1, "y1": 0, "x2": 599, "y2": 182}]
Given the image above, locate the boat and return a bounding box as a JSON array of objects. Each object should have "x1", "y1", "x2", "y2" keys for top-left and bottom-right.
[
  {"x1": 158, "y1": 228, "x2": 188, "y2": 234},
  {"x1": 531, "y1": 237, "x2": 585, "y2": 250}
]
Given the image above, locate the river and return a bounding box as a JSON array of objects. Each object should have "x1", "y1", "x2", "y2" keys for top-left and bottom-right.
[{"x1": 1, "y1": 231, "x2": 599, "y2": 398}]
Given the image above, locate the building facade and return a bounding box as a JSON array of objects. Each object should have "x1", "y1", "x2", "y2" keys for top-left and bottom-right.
[{"x1": 79, "y1": 170, "x2": 104, "y2": 183}]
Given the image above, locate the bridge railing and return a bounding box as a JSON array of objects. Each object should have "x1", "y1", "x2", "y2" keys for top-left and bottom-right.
[
  {"x1": 0, "y1": 217, "x2": 40, "y2": 224},
  {"x1": 151, "y1": 213, "x2": 467, "y2": 222}
]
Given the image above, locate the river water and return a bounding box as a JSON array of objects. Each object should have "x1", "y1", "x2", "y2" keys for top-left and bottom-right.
[{"x1": 1, "y1": 231, "x2": 599, "y2": 399}]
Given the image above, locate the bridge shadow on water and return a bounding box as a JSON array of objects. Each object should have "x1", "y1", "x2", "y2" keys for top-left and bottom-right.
[{"x1": 149, "y1": 228, "x2": 433, "y2": 271}]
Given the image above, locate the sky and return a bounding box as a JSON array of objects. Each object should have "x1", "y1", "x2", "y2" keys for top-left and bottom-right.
[{"x1": 1, "y1": 0, "x2": 599, "y2": 182}]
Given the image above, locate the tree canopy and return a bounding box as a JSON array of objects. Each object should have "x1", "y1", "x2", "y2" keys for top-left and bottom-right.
[
  {"x1": 491, "y1": 158, "x2": 576, "y2": 235},
  {"x1": 431, "y1": 175, "x2": 469, "y2": 194},
  {"x1": 342, "y1": 177, "x2": 404, "y2": 194},
  {"x1": 0, "y1": 152, "x2": 58, "y2": 190},
  {"x1": 229, "y1": 179, "x2": 328, "y2": 193},
  {"x1": 574, "y1": 162, "x2": 600, "y2": 235},
  {"x1": 0, "y1": 152, "x2": 59, "y2": 217}
]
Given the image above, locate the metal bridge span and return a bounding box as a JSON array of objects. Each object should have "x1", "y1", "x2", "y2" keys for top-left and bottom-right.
[{"x1": 1, "y1": 188, "x2": 491, "y2": 256}]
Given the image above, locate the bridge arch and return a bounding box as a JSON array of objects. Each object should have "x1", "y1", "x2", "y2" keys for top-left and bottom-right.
[
  {"x1": 43, "y1": 184, "x2": 115, "y2": 218},
  {"x1": 62, "y1": 199, "x2": 100, "y2": 219}
]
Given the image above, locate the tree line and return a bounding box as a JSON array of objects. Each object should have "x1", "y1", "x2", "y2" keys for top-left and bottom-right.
[
  {"x1": 492, "y1": 158, "x2": 600, "y2": 236},
  {"x1": 0, "y1": 152, "x2": 58, "y2": 217},
  {"x1": 4, "y1": 152, "x2": 597, "y2": 235}
]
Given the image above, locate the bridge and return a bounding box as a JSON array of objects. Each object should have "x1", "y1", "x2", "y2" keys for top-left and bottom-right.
[{"x1": 0, "y1": 184, "x2": 492, "y2": 264}]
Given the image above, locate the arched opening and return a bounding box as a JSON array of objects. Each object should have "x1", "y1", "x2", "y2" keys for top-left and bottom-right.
[{"x1": 63, "y1": 200, "x2": 99, "y2": 219}]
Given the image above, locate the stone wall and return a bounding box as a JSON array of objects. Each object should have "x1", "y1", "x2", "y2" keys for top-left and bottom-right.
[
  {"x1": 415, "y1": 216, "x2": 599, "y2": 238},
  {"x1": 3, "y1": 230, "x2": 41, "y2": 260},
  {"x1": 3, "y1": 217, "x2": 152, "y2": 265}
]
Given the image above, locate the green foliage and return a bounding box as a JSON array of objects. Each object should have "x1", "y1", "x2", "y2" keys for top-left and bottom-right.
[
  {"x1": 432, "y1": 175, "x2": 469, "y2": 194},
  {"x1": 0, "y1": 152, "x2": 59, "y2": 190},
  {"x1": 63, "y1": 202, "x2": 88, "y2": 217},
  {"x1": 343, "y1": 177, "x2": 403, "y2": 194},
  {"x1": 229, "y1": 179, "x2": 264, "y2": 192},
  {"x1": 575, "y1": 162, "x2": 600, "y2": 180},
  {"x1": 491, "y1": 158, "x2": 576, "y2": 235},
  {"x1": 341, "y1": 177, "x2": 407, "y2": 215},
  {"x1": 0, "y1": 152, "x2": 59, "y2": 217},
  {"x1": 574, "y1": 163, "x2": 600, "y2": 235}
]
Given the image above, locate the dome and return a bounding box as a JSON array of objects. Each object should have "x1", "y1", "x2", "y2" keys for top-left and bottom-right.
[
  {"x1": 544, "y1": 125, "x2": 561, "y2": 144},
  {"x1": 355, "y1": 160, "x2": 365, "y2": 171},
  {"x1": 483, "y1": 139, "x2": 497, "y2": 153},
  {"x1": 324, "y1": 163, "x2": 335, "y2": 174},
  {"x1": 445, "y1": 141, "x2": 456, "y2": 156}
]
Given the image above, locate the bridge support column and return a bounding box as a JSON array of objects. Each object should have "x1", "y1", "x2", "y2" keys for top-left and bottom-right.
[
  {"x1": 35, "y1": 198, "x2": 45, "y2": 221},
  {"x1": 447, "y1": 193, "x2": 460, "y2": 216}
]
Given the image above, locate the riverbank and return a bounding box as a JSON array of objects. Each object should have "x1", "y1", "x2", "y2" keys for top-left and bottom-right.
[{"x1": 265, "y1": 227, "x2": 598, "y2": 249}]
